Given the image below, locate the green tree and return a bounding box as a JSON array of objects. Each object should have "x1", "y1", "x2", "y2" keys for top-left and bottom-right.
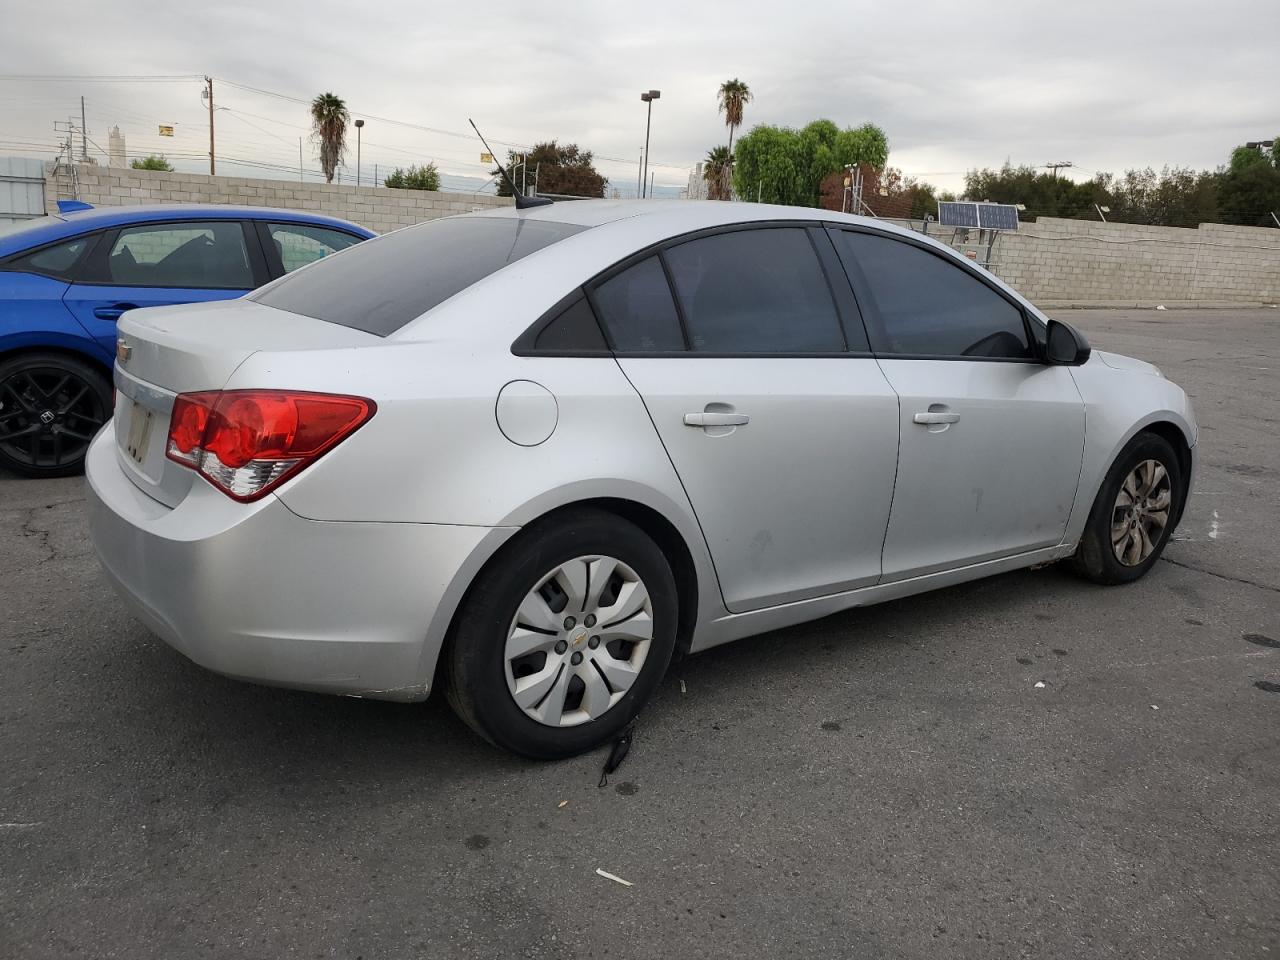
[
  {"x1": 1099, "y1": 167, "x2": 1220, "y2": 227},
  {"x1": 493, "y1": 141, "x2": 606, "y2": 198},
  {"x1": 130, "y1": 154, "x2": 173, "y2": 172},
  {"x1": 962, "y1": 163, "x2": 1104, "y2": 221},
  {"x1": 732, "y1": 120, "x2": 888, "y2": 207},
  {"x1": 310, "y1": 92, "x2": 349, "y2": 184},
  {"x1": 716, "y1": 78, "x2": 752, "y2": 154},
  {"x1": 879, "y1": 167, "x2": 941, "y2": 219},
  {"x1": 703, "y1": 145, "x2": 732, "y2": 200},
  {"x1": 1218, "y1": 162, "x2": 1280, "y2": 226},
  {"x1": 1229, "y1": 144, "x2": 1271, "y2": 173},
  {"x1": 384, "y1": 163, "x2": 441, "y2": 191}
]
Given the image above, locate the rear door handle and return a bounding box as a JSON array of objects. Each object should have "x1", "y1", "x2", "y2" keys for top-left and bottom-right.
[
  {"x1": 93, "y1": 303, "x2": 138, "y2": 321},
  {"x1": 684, "y1": 412, "x2": 750, "y2": 427},
  {"x1": 913, "y1": 411, "x2": 960, "y2": 425}
]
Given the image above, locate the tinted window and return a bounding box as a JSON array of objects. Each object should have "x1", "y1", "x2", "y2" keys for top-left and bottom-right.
[
  {"x1": 666, "y1": 228, "x2": 845, "y2": 353},
  {"x1": 5, "y1": 235, "x2": 93, "y2": 279},
  {"x1": 268, "y1": 222, "x2": 362, "y2": 274},
  {"x1": 107, "y1": 222, "x2": 252, "y2": 289},
  {"x1": 835, "y1": 231, "x2": 1031, "y2": 359},
  {"x1": 533, "y1": 295, "x2": 608, "y2": 353},
  {"x1": 253, "y1": 216, "x2": 585, "y2": 336},
  {"x1": 592, "y1": 256, "x2": 685, "y2": 352}
]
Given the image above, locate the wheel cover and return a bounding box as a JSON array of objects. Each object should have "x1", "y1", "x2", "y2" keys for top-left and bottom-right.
[
  {"x1": 0, "y1": 366, "x2": 106, "y2": 469},
  {"x1": 1111, "y1": 458, "x2": 1172, "y2": 566},
  {"x1": 504, "y1": 555, "x2": 654, "y2": 728}
]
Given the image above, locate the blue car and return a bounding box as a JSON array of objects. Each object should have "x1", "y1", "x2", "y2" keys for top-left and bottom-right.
[{"x1": 0, "y1": 203, "x2": 375, "y2": 477}]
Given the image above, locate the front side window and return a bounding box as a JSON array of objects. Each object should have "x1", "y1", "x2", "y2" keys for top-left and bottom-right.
[
  {"x1": 267, "y1": 223, "x2": 362, "y2": 274},
  {"x1": 4, "y1": 235, "x2": 94, "y2": 279},
  {"x1": 834, "y1": 230, "x2": 1031, "y2": 359},
  {"x1": 253, "y1": 215, "x2": 586, "y2": 336},
  {"x1": 591, "y1": 256, "x2": 685, "y2": 352},
  {"x1": 106, "y1": 221, "x2": 252, "y2": 289},
  {"x1": 665, "y1": 228, "x2": 846, "y2": 353}
]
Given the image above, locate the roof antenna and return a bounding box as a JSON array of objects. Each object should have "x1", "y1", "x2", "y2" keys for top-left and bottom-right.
[{"x1": 469, "y1": 119, "x2": 553, "y2": 210}]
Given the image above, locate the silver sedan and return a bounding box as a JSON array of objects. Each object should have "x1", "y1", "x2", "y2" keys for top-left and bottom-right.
[{"x1": 86, "y1": 201, "x2": 1197, "y2": 758}]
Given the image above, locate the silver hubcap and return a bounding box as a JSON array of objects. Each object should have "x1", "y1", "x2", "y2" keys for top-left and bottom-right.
[
  {"x1": 504, "y1": 555, "x2": 653, "y2": 728},
  {"x1": 1111, "y1": 459, "x2": 1172, "y2": 566}
]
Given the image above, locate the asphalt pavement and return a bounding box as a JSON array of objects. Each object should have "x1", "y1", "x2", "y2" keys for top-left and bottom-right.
[{"x1": 1, "y1": 308, "x2": 1277, "y2": 959}]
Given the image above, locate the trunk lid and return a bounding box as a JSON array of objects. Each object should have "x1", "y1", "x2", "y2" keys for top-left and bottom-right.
[{"x1": 112, "y1": 299, "x2": 379, "y2": 506}]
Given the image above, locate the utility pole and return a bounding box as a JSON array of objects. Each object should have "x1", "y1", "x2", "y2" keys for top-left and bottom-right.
[
  {"x1": 298, "y1": 137, "x2": 303, "y2": 183},
  {"x1": 80, "y1": 96, "x2": 87, "y2": 162},
  {"x1": 204, "y1": 76, "x2": 215, "y2": 175},
  {"x1": 1045, "y1": 161, "x2": 1073, "y2": 179}
]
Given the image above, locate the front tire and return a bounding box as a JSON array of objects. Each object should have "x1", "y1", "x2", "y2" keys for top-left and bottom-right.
[
  {"x1": 444, "y1": 508, "x2": 678, "y2": 759},
  {"x1": 0, "y1": 352, "x2": 112, "y2": 478},
  {"x1": 1071, "y1": 431, "x2": 1183, "y2": 585}
]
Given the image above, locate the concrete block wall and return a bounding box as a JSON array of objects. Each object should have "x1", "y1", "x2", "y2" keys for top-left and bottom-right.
[
  {"x1": 885, "y1": 216, "x2": 1280, "y2": 307},
  {"x1": 46, "y1": 163, "x2": 512, "y2": 234}
]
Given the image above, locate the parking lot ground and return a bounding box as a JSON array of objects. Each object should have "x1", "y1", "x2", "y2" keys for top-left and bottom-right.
[{"x1": 2, "y1": 308, "x2": 1277, "y2": 959}]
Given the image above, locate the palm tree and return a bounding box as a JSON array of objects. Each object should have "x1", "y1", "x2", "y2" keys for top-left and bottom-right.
[
  {"x1": 703, "y1": 146, "x2": 733, "y2": 201},
  {"x1": 717, "y1": 79, "x2": 752, "y2": 154},
  {"x1": 310, "y1": 92, "x2": 349, "y2": 183}
]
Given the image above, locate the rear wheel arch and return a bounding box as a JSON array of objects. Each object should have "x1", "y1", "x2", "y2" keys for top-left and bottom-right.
[
  {"x1": 434, "y1": 497, "x2": 701, "y2": 694},
  {"x1": 0, "y1": 342, "x2": 113, "y2": 382}
]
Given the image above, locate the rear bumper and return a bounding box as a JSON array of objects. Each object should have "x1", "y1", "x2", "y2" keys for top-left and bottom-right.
[{"x1": 85, "y1": 427, "x2": 501, "y2": 701}]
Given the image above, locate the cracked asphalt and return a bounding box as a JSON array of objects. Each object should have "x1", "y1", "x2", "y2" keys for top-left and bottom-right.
[{"x1": 2, "y1": 308, "x2": 1277, "y2": 959}]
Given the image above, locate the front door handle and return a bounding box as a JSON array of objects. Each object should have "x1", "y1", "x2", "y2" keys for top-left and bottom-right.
[
  {"x1": 93, "y1": 303, "x2": 138, "y2": 321},
  {"x1": 913, "y1": 411, "x2": 960, "y2": 425},
  {"x1": 684, "y1": 412, "x2": 750, "y2": 427}
]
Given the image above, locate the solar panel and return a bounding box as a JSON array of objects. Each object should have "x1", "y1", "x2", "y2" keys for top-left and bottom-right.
[
  {"x1": 937, "y1": 201, "x2": 979, "y2": 228},
  {"x1": 937, "y1": 201, "x2": 1020, "y2": 231},
  {"x1": 977, "y1": 203, "x2": 1020, "y2": 231}
]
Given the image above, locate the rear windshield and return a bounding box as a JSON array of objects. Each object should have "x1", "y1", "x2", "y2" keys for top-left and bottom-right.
[{"x1": 252, "y1": 215, "x2": 587, "y2": 336}]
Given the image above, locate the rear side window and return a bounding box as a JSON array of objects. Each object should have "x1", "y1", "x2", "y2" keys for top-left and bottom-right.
[
  {"x1": 4, "y1": 235, "x2": 94, "y2": 279},
  {"x1": 591, "y1": 256, "x2": 685, "y2": 352},
  {"x1": 834, "y1": 230, "x2": 1031, "y2": 359},
  {"x1": 253, "y1": 216, "x2": 586, "y2": 336},
  {"x1": 665, "y1": 228, "x2": 845, "y2": 353},
  {"x1": 267, "y1": 222, "x2": 362, "y2": 274},
  {"x1": 106, "y1": 222, "x2": 253, "y2": 289},
  {"x1": 533, "y1": 295, "x2": 608, "y2": 353}
]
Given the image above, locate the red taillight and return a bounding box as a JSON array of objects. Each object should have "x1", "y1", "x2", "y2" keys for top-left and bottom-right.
[{"x1": 165, "y1": 389, "x2": 375, "y2": 502}]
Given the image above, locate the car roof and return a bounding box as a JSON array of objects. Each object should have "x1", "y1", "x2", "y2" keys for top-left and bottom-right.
[
  {"x1": 466, "y1": 198, "x2": 913, "y2": 235},
  {"x1": 0, "y1": 203, "x2": 375, "y2": 257}
]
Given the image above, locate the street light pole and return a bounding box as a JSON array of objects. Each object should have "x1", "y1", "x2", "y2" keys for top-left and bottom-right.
[
  {"x1": 354, "y1": 119, "x2": 364, "y2": 187},
  {"x1": 640, "y1": 89, "x2": 660, "y2": 198}
]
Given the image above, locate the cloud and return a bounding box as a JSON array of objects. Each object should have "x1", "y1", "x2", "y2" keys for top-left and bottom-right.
[{"x1": 1, "y1": 0, "x2": 1275, "y2": 193}]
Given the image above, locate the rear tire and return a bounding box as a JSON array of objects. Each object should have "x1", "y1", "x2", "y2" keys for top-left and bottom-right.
[
  {"x1": 445, "y1": 508, "x2": 678, "y2": 759},
  {"x1": 1071, "y1": 431, "x2": 1182, "y2": 585},
  {"x1": 0, "y1": 352, "x2": 112, "y2": 478}
]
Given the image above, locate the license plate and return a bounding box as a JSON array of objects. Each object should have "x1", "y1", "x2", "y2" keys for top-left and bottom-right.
[{"x1": 125, "y1": 402, "x2": 154, "y2": 466}]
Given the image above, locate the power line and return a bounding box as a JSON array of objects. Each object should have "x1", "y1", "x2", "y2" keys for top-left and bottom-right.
[{"x1": 0, "y1": 74, "x2": 202, "y2": 83}]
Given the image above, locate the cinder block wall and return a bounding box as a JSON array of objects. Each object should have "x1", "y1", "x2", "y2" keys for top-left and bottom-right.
[
  {"x1": 884, "y1": 217, "x2": 1280, "y2": 307},
  {"x1": 47, "y1": 163, "x2": 512, "y2": 234}
]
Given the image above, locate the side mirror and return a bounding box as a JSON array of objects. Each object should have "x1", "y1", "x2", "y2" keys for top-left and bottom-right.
[{"x1": 1045, "y1": 319, "x2": 1091, "y2": 365}]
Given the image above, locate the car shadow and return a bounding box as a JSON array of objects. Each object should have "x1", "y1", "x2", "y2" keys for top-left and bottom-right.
[{"x1": 99, "y1": 562, "x2": 1091, "y2": 788}]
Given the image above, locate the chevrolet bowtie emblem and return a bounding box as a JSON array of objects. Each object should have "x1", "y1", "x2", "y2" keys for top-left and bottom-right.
[{"x1": 116, "y1": 339, "x2": 132, "y2": 364}]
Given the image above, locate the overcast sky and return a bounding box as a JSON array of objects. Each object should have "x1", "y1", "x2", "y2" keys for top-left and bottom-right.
[{"x1": 0, "y1": 0, "x2": 1275, "y2": 196}]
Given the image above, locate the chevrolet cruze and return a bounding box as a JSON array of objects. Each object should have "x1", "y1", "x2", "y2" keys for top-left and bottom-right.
[{"x1": 85, "y1": 200, "x2": 1197, "y2": 758}]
